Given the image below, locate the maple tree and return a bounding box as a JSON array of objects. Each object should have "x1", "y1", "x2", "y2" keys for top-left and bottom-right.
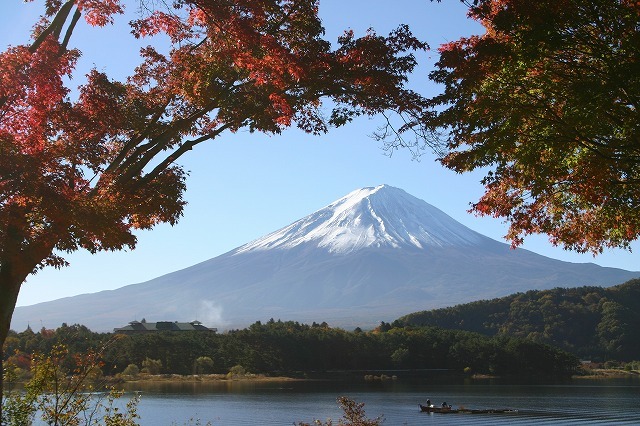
[
  {"x1": 0, "y1": 0, "x2": 431, "y2": 407},
  {"x1": 426, "y1": 0, "x2": 640, "y2": 253}
]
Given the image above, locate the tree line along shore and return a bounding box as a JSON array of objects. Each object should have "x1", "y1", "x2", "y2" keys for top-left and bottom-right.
[{"x1": 5, "y1": 319, "x2": 579, "y2": 382}]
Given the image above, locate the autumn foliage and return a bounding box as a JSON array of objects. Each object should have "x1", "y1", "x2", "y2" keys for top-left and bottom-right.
[
  {"x1": 428, "y1": 0, "x2": 640, "y2": 253},
  {"x1": 0, "y1": 0, "x2": 431, "y2": 398}
]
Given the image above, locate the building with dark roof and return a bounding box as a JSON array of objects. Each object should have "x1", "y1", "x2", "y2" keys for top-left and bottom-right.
[{"x1": 114, "y1": 320, "x2": 217, "y2": 334}]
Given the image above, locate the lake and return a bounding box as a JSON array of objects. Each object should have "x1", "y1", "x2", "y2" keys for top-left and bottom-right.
[{"x1": 115, "y1": 376, "x2": 640, "y2": 425}]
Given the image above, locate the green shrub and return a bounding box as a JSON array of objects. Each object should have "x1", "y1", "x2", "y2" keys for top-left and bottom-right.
[
  {"x1": 122, "y1": 364, "x2": 140, "y2": 377},
  {"x1": 227, "y1": 364, "x2": 246, "y2": 378},
  {"x1": 141, "y1": 358, "x2": 162, "y2": 375}
]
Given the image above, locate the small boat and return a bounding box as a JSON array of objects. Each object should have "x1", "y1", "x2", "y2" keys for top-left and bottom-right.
[
  {"x1": 419, "y1": 404, "x2": 459, "y2": 413},
  {"x1": 419, "y1": 404, "x2": 517, "y2": 414}
]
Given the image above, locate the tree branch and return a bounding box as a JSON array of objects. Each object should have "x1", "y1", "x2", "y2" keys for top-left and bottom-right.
[
  {"x1": 137, "y1": 122, "x2": 233, "y2": 187},
  {"x1": 29, "y1": 0, "x2": 76, "y2": 54}
]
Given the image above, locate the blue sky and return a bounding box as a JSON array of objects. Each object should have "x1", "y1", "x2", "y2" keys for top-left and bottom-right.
[{"x1": 3, "y1": 0, "x2": 637, "y2": 308}]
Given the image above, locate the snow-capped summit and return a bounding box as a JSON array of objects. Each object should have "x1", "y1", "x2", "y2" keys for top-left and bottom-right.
[{"x1": 235, "y1": 184, "x2": 483, "y2": 254}]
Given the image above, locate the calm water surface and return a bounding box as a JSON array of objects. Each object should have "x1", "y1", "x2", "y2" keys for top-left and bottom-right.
[{"x1": 118, "y1": 377, "x2": 640, "y2": 425}]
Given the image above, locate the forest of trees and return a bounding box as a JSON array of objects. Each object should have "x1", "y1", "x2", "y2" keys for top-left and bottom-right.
[
  {"x1": 395, "y1": 279, "x2": 640, "y2": 362},
  {"x1": 3, "y1": 320, "x2": 578, "y2": 380}
]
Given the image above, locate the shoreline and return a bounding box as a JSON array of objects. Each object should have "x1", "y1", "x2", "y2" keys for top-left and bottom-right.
[
  {"x1": 109, "y1": 373, "x2": 305, "y2": 384},
  {"x1": 109, "y1": 368, "x2": 640, "y2": 385},
  {"x1": 573, "y1": 369, "x2": 640, "y2": 379}
]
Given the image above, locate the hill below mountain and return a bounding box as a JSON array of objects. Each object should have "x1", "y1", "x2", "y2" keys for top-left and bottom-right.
[
  {"x1": 10, "y1": 185, "x2": 640, "y2": 332},
  {"x1": 395, "y1": 278, "x2": 640, "y2": 361}
]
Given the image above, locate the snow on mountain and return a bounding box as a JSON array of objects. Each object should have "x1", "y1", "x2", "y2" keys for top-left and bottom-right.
[
  {"x1": 235, "y1": 184, "x2": 484, "y2": 254},
  {"x1": 10, "y1": 185, "x2": 640, "y2": 332}
]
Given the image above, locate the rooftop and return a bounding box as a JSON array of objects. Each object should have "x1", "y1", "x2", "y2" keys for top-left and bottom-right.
[{"x1": 114, "y1": 320, "x2": 217, "y2": 333}]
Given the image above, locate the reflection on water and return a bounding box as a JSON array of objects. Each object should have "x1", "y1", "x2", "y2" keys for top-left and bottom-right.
[{"x1": 119, "y1": 377, "x2": 640, "y2": 425}]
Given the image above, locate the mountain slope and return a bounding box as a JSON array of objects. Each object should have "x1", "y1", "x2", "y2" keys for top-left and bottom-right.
[{"x1": 11, "y1": 185, "x2": 640, "y2": 332}]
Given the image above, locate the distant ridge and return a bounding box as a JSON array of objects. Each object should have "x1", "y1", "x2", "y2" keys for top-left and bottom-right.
[{"x1": 11, "y1": 185, "x2": 640, "y2": 332}]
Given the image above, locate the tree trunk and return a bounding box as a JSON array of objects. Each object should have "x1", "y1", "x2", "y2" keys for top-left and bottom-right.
[
  {"x1": 0, "y1": 259, "x2": 25, "y2": 424},
  {"x1": 0, "y1": 250, "x2": 38, "y2": 424}
]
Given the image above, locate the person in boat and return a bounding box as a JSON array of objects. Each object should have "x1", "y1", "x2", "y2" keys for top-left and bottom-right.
[
  {"x1": 426, "y1": 399, "x2": 431, "y2": 407},
  {"x1": 442, "y1": 402, "x2": 452, "y2": 410}
]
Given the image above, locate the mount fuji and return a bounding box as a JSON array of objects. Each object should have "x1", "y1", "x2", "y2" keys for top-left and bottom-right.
[{"x1": 10, "y1": 185, "x2": 640, "y2": 332}]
